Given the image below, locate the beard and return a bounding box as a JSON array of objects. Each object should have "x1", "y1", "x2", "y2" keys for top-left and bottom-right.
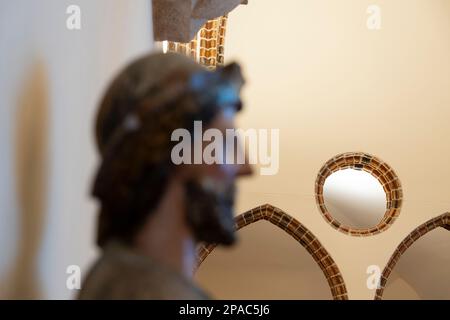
[{"x1": 184, "y1": 178, "x2": 237, "y2": 246}]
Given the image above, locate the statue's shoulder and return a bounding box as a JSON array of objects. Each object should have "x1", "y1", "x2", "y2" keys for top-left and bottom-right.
[{"x1": 78, "y1": 242, "x2": 209, "y2": 300}]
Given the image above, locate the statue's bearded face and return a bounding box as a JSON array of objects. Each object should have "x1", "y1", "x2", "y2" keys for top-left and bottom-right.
[{"x1": 182, "y1": 108, "x2": 253, "y2": 246}]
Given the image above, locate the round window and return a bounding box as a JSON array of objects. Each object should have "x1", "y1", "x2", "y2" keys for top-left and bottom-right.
[{"x1": 315, "y1": 152, "x2": 402, "y2": 236}]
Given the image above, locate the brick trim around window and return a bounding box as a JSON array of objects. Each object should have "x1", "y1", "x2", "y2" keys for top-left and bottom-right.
[
  {"x1": 195, "y1": 204, "x2": 349, "y2": 300},
  {"x1": 374, "y1": 212, "x2": 450, "y2": 299},
  {"x1": 315, "y1": 152, "x2": 403, "y2": 236}
]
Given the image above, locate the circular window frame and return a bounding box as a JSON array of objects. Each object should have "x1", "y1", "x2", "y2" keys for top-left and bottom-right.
[{"x1": 315, "y1": 152, "x2": 403, "y2": 236}]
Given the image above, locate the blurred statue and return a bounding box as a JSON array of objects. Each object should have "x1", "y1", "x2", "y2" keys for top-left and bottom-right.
[{"x1": 78, "y1": 52, "x2": 252, "y2": 299}]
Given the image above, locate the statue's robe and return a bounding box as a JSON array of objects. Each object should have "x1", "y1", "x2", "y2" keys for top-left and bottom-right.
[{"x1": 78, "y1": 241, "x2": 209, "y2": 300}]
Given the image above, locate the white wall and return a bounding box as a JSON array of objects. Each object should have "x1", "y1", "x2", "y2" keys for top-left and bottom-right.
[{"x1": 0, "y1": 0, "x2": 153, "y2": 299}]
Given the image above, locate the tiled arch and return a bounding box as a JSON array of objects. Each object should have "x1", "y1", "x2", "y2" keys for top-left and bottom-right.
[
  {"x1": 375, "y1": 212, "x2": 450, "y2": 299},
  {"x1": 315, "y1": 152, "x2": 403, "y2": 236},
  {"x1": 196, "y1": 204, "x2": 349, "y2": 300},
  {"x1": 167, "y1": 16, "x2": 228, "y2": 69}
]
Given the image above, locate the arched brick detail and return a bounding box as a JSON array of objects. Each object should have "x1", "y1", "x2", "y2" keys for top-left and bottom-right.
[
  {"x1": 374, "y1": 212, "x2": 450, "y2": 299},
  {"x1": 196, "y1": 204, "x2": 349, "y2": 300},
  {"x1": 315, "y1": 152, "x2": 403, "y2": 236}
]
